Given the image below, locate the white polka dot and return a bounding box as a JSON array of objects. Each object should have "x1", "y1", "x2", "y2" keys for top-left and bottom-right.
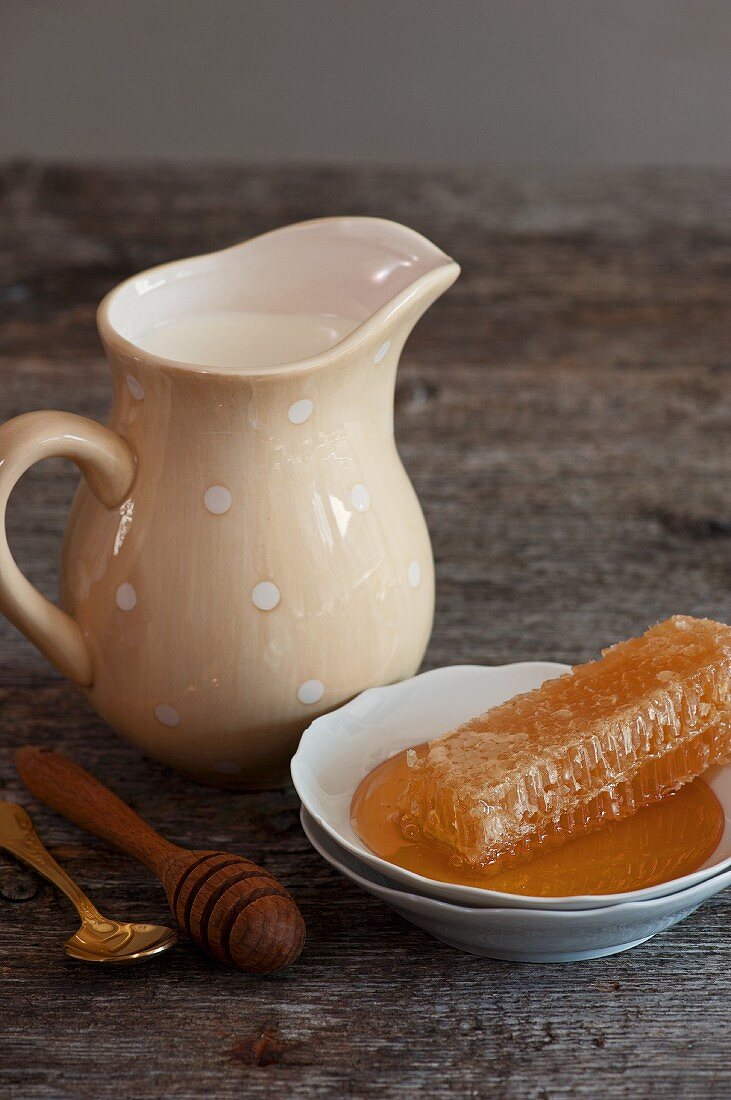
[
  {"x1": 204, "y1": 485, "x2": 232, "y2": 515},
  {"x1": 126, "y1": 375, "x2": 144, "y2": 400},
  {"x1": 408, "y1": 560, "x2": 422, "y2": 588},
  {"x1": 252, "y1": 581, "x2": 281, "y2": 611},
  {"x1": 288, "y1": 399, "x2": 313, "y2": 425},
  {"x1": 115, "y1": 582, "x2": 137, "y2": 611},
  {"x1": 350, "y1": 484, "x2": 371, "y2": 512},
  {"x1": 214, "y1": 761, "x2": 241, "y2": 775},
  {"x1": 298, "y1": 679, "x2": 325, "y2": 705},
  {"x1": 374, "y1": 340, "x2": 391, "y2": 365},
  {"x1": 155, "y1": 704, "x2": 180, "y2": 727}
]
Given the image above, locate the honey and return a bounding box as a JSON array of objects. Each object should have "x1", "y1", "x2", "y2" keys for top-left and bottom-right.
[
  {"x1": 351, "y1": 747, "x2": 725, "y2": 896},
  {"x1": 397, "y1": 617, "x2": 731, "y2": 872}
]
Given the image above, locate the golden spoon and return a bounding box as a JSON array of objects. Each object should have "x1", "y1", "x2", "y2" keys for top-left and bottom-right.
[{"x1": 0, "y1": 800, "x2": 177, "y2": 963}]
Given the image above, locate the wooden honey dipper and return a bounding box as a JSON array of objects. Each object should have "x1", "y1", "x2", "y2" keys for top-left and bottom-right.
[{"x1": 14, "y1": 747, "x2": 305, "y2": 974}]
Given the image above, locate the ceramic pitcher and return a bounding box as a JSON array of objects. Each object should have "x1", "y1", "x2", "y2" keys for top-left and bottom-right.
[{"x1": 0, "y1": 218, "x2": 459, "y2": 786}]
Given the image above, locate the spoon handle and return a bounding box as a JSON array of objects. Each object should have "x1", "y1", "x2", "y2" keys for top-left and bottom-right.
[
  {"x1": 0, "y1": 800, "x2": 103, "y2": 923},
  {"x1": 14, "y1": 747, "x2": 178, "y2": 874}
]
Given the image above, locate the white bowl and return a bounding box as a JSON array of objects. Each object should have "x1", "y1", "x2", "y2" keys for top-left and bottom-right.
[
  {"x1": 301, "y1": 808, "x2": 731, "y2": 962},
  {"x1": 291, "y1": 663, "x2": 731, "y2": 911}
]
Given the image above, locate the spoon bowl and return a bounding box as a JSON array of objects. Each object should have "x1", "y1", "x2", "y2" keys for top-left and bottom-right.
[{"x1": 65, "y1": 919, "x2": 178, "y2": 964}]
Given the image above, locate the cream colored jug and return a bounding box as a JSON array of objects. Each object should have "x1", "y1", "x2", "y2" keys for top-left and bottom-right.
[{"x1": 0, "y1": 218, "x2": 459, "y2": 786}]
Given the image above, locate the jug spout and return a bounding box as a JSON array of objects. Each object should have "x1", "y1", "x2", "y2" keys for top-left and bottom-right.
[
  {"x1": 259, "y1": 215, "x2": 460, "y2": 330},
  {"x1": 238, "y1": 216, "x2": 461, "y2": 369}
]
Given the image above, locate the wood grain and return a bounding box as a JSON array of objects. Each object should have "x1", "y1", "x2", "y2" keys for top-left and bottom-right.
[{"x1": 1, "y1": 161, "x2": 730, "y2": 1097}]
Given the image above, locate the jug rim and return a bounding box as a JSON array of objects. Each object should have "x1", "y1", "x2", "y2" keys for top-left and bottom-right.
[{"x1": 97, "y1": 216, "x2": 459, "y2": 379}]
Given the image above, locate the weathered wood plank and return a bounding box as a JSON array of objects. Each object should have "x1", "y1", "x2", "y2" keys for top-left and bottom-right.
[{"x1": 0, "y1": 161, "x2": 730, "y2": 1099}]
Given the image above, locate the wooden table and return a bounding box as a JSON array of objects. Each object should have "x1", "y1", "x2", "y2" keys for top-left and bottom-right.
[{"x1": 1, "y1": 162, "x2": 730, "y2": 1098}]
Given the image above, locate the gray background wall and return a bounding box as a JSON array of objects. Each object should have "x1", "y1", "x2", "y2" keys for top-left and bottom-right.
[{"x1": 2, "y1": 0, "x2": 731, "y2": 166}]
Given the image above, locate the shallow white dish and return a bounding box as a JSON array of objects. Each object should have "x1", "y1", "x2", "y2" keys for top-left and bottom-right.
[
  {"x1": 291, "y1": 663, "x2": 731, "y2": 911},
  {"x1": 302, "y1": 808, "x2": 731, "y2": 962}
]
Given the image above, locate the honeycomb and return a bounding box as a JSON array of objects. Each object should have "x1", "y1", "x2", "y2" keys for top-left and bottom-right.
[{"x1": 398, "y1": 617, "x2": 731, "y2": 870}]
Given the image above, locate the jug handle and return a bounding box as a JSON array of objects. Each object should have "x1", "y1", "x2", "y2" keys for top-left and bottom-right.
[{"x1": 0, "y1": 411, "x2": 136, "y2": 687}]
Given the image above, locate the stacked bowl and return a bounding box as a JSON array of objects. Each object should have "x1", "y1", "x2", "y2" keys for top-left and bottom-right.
[{"x1": 292, "y1": 664, "x2": 731, "y2": 962}]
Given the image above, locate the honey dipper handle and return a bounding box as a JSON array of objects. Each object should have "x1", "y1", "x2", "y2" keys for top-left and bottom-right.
[{"x1": 14, "y1": 747, "x2": 178, "y2": 873}]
